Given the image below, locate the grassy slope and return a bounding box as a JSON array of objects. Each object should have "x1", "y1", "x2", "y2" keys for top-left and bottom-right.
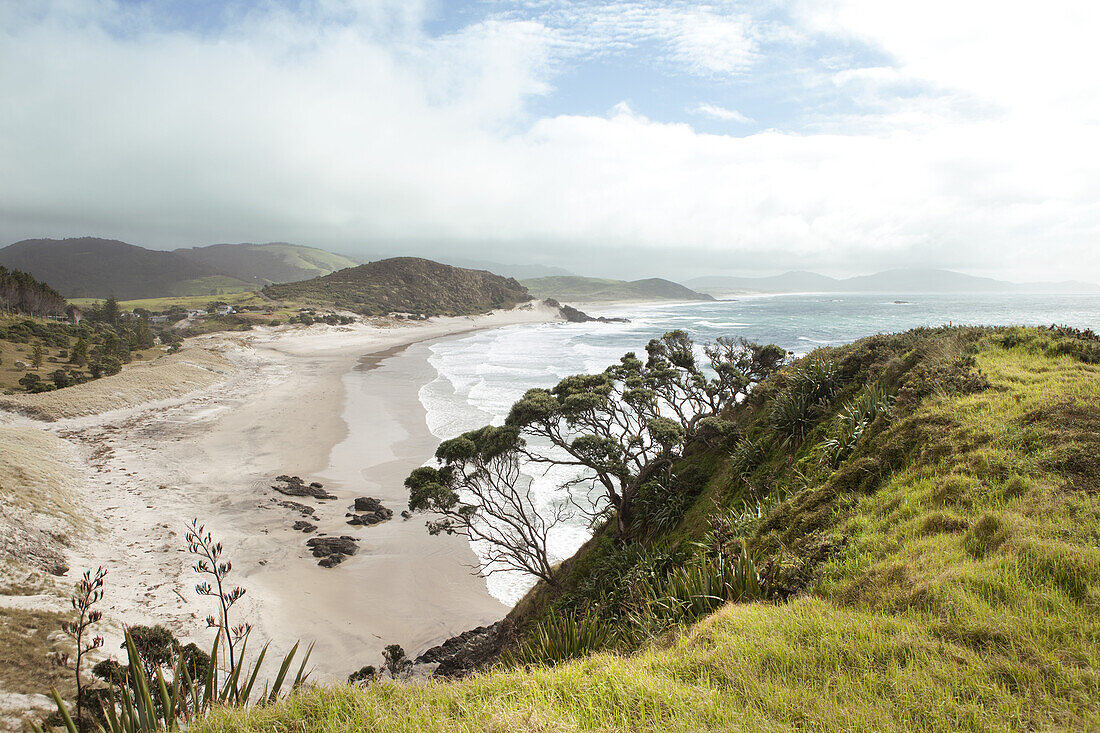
[
  {"x1": 201, "y1": 329, "x2": 1100, "y2": 731},
  {"x1": 0, "y1": 316, "x2": 163, "y2": 394}
]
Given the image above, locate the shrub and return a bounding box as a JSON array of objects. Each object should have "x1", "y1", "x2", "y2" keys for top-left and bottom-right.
[
  {"x1": 768, "y1": 356, "x2": 840, "y2": 445},
  {"x1": 817, "y1": 383, "x2": 893, "y2": 467},
  {"x1": 508, "y1": 610, "x2": 616, "y2": 666}
]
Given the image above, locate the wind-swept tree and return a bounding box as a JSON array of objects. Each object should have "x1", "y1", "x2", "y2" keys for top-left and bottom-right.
[
  {"x1": 505, "y1": 332, "x2": 786, "y2": 535},
  {"x1": 406, "y1": 425, "x2": 568, "y2": 584},
  {"x1": 408, "y1": 331, "x2": 787, "y2": 567}
]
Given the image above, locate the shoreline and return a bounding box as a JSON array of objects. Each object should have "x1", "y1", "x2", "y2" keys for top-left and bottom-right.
[{"x1": 0, "y1": 303, "x2": 564, "y2": 698}]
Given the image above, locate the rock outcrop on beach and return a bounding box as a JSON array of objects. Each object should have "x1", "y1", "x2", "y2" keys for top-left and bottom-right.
[
  {"x1": 347, "y1": 496, "x2": 393, "y2": 526},
  {"x1": 306, "y1": 536, "x2": 359, "y2": 567},
  {"x1": 414, "y1": 621, "x2": 509, "y2": 678},
  {"x1": 543, "y1": 299, "x2": 630, "y2": 324},
  {"x1": 272, "y1": 475, "x2": 336, "y2": 500}
]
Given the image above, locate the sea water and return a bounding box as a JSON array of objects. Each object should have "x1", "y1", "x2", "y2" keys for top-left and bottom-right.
[{"x1": 418, "y1": 292, "x2": 1100, "y2": 604}]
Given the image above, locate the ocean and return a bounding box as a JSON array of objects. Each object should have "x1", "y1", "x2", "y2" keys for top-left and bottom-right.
[{"x1": 418, "y1": 292, "x2": 1100, "y2": 603}]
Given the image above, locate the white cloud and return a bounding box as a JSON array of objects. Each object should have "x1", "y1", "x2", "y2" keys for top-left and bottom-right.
[
  {"x1": 691, "y1": 103, "x2": 753, "y2": 123},
  {"x1": 0, "y1": 0, "x2": 1098, "y2": 282}
]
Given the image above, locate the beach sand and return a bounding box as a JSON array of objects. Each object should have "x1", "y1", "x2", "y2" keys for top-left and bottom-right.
[{"x1": 0, "y1": 302, "x2": 562, "y2": 697}]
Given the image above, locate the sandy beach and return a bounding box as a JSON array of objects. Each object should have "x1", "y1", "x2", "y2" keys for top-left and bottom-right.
[{"x1": 0, "y1": 302, "x2": 563, "y2": 699}]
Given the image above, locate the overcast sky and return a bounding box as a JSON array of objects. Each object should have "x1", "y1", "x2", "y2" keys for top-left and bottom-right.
[{"x1": 1, "y1": 0, "x2": 1098, "y2": 281}]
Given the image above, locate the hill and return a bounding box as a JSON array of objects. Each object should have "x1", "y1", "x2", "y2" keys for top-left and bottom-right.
[
  {"x1": 687, "y1": 267, "x2": 1100, "y2": 295},
  {"x1": 262, "y1": 257, "x2": 532, "y2": 315},
  {"x1": 173, "y1": 242, "x2": 360, "y2": 285},
  {"x1": 0, "y1": 238, "x2": 252, "y2": 299},
  {"x1": 522, "y1": 275, "x2": 715, "y2": 302},
  {"x1": 198, "y1": 325, "x2": 1100, "y2": 731}
]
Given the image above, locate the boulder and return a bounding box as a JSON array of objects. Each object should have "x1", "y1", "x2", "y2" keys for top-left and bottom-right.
[
  {"x1": 306, "y1": 535, "x2": 359, "y2": 567},
  {"x1": 347, "y1": 497, "x2": 393, "y2": 526},
  {"x1": 272, "y1": 475, "x2": 336, "y2": 500}
]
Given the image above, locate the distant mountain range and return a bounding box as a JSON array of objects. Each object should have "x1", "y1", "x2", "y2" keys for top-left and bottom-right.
[
  {"x1": 0, "y1": 237, "x2": 361, "y2": 299},
  {"x1": 522, "y1": 276, "x2": 714, "y2": 302},
  {"x1": 686, "y1": 268, "x2": 1100, "y2": 295},
  {"x1": 263, "y1": 257, "x2": 532, "y2": 316}
]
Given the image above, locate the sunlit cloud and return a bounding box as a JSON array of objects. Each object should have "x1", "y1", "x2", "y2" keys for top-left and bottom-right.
[{"x1": 0, "y1": 0, "x2": 1098, "y2": 282}]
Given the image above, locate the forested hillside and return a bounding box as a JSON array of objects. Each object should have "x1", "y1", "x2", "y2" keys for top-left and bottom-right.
[
  {"x1": 0, "y1": 266, "x2": 65, "y2": 317},
  {"x1": 263, "y1": 257, "x2": 532, "y2": 316},
  {"x1": 0, "y1": 238, "x2": 247, "y2": 299},
  {"x1": 198, "y1": 325, "x2": 1100, "y2": 731}
]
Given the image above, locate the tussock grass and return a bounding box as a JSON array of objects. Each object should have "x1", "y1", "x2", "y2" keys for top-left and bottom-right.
[
  {"x1": 0, "y1": 426, "x2": 81, "y2": 522},
  {"x1": 196, "y1": 334, "x2": 1100, "y2": 731},
  {"x1": 0, "y1": 347, "x2": 233, "y2": 420}
]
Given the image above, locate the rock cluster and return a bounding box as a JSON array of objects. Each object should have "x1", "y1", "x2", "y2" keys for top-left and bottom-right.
[
  {"x1": 273, "y1": 499, "x2": 316, "y2": 517},
  {"x1": 306, "y1": 536, "x2": 359, "y2": 567},
  {"x1": 346, "y1": 496, "x2": 393, "y2": 526},
  {"x1": 544, "y1": 299, "x2": 630, "y2": 324},
  {"x1": 292, "y1": 520, "x2": 316, "y2": 533},
  {"x1": 272, "y1": 475, "x2": 336, "y2": 500},
  {"x1": 414, "y1": 621, "x2": 507, "y2": 678}
]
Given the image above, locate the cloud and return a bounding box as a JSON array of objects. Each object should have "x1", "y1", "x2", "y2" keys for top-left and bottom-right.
[
  {"x1": 690, "y1": 103, "x2": 754, "y2": 123},
  {"x1": 0, "y1": 0, "x2": 1098, "y2": 283}
]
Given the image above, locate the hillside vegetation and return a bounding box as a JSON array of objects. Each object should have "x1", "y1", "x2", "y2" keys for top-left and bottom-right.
[
  {"x1": 198, "y1": 325, "x2": 1100, "y2": 731},
  {"x1": 263, "y1": 257, "x2": 532, "y2": 316},
  {"x1": 0, "y1": 238, "x2": 361, "y2": 299},
  {"x1": 523, "y1": 275, "x2": 714, "y2": 302},
  {"x1": 0, "y1": 238, "x2": 250, "y2": 299},
  {"x1": 173, "y1": 242, "x2": 359, "y2": 285},
  {"x1": 0, "y1": 266, "x2": 66, "y2": 317}
]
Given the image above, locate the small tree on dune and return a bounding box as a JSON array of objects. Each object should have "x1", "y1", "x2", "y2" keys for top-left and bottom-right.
[
  {"x1": 186, "y1": 520, "x2": 250, "y2": 680},
  {"x1": 30, "y1": 341, "x2": 45, "y2": 369},
  {"x1": 58, "y1": 567, "x2": 107, "y2": 731}
]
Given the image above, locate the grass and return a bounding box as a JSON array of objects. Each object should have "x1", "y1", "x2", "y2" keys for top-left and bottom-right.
[
  {"x1": 188, "y1": 330, "x2": 1100, "y2": 731},
  {"x1": 68, "y1": 291, "x2": 268, "y2": 313},
  {"x1": 0, "y1": 607, "x2": 73, "y2": 698}
]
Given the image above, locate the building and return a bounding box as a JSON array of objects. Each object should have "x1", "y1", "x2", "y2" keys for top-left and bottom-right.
[{"x1": 215, "y1": 305, "x2": 235, "y2": 316}]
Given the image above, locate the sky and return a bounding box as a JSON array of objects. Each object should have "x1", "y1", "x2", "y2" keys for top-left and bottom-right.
[{"x1": 1, "y1": 0, "x2": 1098, "y2": 281}]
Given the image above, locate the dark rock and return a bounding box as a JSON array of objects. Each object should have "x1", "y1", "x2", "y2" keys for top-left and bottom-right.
[
  {"x1": 272, "y1": 499, "x2": 316, "y2": 517},
  {"x1": 306, "y1": 535, "x2": 359, "y2": 567},
  {"x1": 543, "y1": 299, "x2": 630, "y2": 324},
  {"x1": 354, "y1": 496, "x2": 384, "y2": 512},
  {"x1": 309, "y1": 481, "x2": 324, "y2": 489},
  {"x1": 414, "y1": 621, "x2": 509, "y2": 678},
  {"x1": 272, "y1": 475, "x2": 336, "y2": 500},
  {"x1": 292, "y1": 521, "x2": 316, "y2": 533},
  {"x1": 347, "y1": 497, "x2": 393, "y2": 526},
  {"x1": 400, "y1": 510, "x2": 412, "y2": 520}
]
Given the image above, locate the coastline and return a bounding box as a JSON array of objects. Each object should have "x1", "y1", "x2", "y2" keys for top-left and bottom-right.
[{"x1": 0, "y1": 302, "x2": 562, "y2": 698}]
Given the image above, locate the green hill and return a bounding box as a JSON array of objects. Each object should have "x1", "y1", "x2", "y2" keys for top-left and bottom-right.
[
  {"x1": 0, "y1": 238, "x2": 251, "y2": 299},
  {"x1": 522, "y1": 275, "x2": 714, "y2": 302},
  {"x1": 197, "y1": 325, "x2": 1100, "y2": 731},
  {"x1": 173, "y1": 242, "x2": 359, "y2": 286},
  {"x1": 262, "y1": 257, "x2": 532, "y2": 315}
]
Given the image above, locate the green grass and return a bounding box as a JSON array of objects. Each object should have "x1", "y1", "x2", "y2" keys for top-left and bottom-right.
[
  {"x1": 194, "y1": 330, "x2": 1100, "y2": 731},
  {"x1": 67, "y1": 291, "x2": 269, "y2": 312}
]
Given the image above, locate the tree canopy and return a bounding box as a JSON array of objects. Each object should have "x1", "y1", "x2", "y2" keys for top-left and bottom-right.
[{"x1": 407, "y1": 331, "x2": 788, "y2": 580}]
